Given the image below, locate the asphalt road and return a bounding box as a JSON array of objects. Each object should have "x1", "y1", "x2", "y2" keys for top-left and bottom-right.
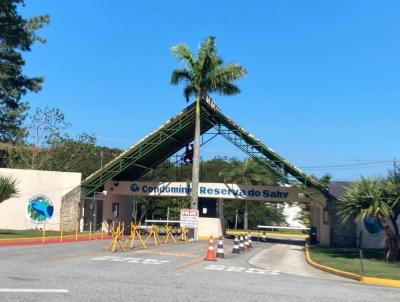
[{"x1": 0, "y1": 239, "x2": 399, "y2": 301}]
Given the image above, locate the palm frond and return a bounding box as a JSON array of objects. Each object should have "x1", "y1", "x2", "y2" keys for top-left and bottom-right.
[
  {"x1": 198, "y1": 36, "x2": 221, "y2": 64},
  {"x1": 338, "y1": 177, "x2": 391, "y2": 223},
  {"x1": 170, "y1": 36, "x2": 246, "y2": 102},
  {"x1": 171, "y1": 44, "x2": 196, "y2": 68},
  {"x1": 183, "y1": 84, "x2": 196, "y2": 102},
  {"x1": 218, "y1": 158, "x2": 275, "y2": 185},
  {"x1": 170, "y1": 69, "x2": 193, "y2": 86},
  {"x1": 212, "y1": 82, "x2": 241, "y2": 96},
  {"x1": 0, "y1": 175, "x2": 18, "y2": 203},
  {"x1": 385, "y1": 170, "x2": 400, "y2": 210},
  {"x1": 210, "y1": 63, "x2": 247, "y2": 83}
]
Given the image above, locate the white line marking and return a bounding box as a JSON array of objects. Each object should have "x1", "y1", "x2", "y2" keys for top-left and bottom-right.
[
  {"x1": 90, "y1": 256, "x2": 170, "y2": 265},
  {"x1": 0, "y1": 289, "x2": 69, "y2": 293},
  {"x1": 226, "y1": 266, "x2": 246, "y2": 272},
  {"x1": 204, "y1": 265, "x2": 279, "y2": 276}
]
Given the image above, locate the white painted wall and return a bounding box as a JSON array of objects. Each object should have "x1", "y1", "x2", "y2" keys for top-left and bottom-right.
[
  {"x1": 0, "y1": 168, "x2": 81, "y2": 231},
  {"x1": 357, "y1": 217, "x2": 400, "y2": 249},
  {"x1": 197, "y1": 217, "x2": 222, "y2": 239}
]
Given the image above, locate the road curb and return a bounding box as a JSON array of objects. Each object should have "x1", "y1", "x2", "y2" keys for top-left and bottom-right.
[
  {"x1": 304, "y1": 244, "x2": 400, "y2": 288},
  {"x1": 361, "y1": 276, "x2": 400, "y2": 288}
]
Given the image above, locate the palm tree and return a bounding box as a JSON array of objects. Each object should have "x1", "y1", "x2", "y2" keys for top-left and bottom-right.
[
  {"x1": 339, "y1": 177, "x2": 399, "y2": 262},
  {"x1": 385, "y1": 170, "x2": 400, "y2": 259},
  {"x1": 170, "y1": 36, "x2": 247, "y2": 209},
  {"x1": 219, "y1": 158, "x2": 276, "y2": 230},
  {"x1": 0, "y1": 175, "x2": 18, "y2": 203}
]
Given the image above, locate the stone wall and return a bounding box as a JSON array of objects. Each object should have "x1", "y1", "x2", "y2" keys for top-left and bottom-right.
[
  {"x1": 326, "y1": 188, "x2": 358, "y2": 247},
  {"x1": 60, "y1": 186, "x2": 81, "y2": 232}
]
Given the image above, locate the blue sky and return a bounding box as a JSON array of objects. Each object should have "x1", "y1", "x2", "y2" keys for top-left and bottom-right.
[{"x1": 20, "y1": 1, "x2": 399, "y2": 180}]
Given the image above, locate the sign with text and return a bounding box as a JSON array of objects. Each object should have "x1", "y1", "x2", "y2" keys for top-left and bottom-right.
[
  {"x1": 180, "y1": 209, "x2": 199, "y2": 228},
  {"x1": 106, "y1": 181, "x2": 309, "y2": 202}
]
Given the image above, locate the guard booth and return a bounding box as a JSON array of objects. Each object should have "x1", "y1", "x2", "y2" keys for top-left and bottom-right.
[
  {"x1": 82, "y1": 195, "x2": 104, "y2": 232},
  {"x1": 61, "y1": 96, "x2": 332, "y2": 245},
  {"x1": 84, "y1": 180, "x2": 319, "y2": 241},
  {"x1": 198, "y1": 198, "x2": 217, "y2": 217}
]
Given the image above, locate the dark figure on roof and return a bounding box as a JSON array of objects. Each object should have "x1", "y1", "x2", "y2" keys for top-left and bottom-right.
[{"x1": 183, "y1": 144, "x2": 194, "y2": 164}]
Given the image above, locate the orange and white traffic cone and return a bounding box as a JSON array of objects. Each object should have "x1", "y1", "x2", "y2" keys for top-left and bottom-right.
[
  {"x1": 204, "y1": 236, "x2": 217, "y2": 261},
  {"x1": 239, "y1": 235, "x2": 244, "y2": 252}
]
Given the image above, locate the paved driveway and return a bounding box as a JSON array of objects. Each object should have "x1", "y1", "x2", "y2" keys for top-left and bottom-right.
[
  {"x1": 248, "y1": 242, "x2": 350, "y2": 280},
  {"x1": 0, "y1": 239, "x2": 398, "y2": 301}
]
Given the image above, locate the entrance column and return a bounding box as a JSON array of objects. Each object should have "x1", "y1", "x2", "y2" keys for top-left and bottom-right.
[
  {"x1": 310, "y1": 189, "x2": 330, "y2": 246},
  {"x1": 217, "y1": 198, "x2": 226, "y2": 236}
]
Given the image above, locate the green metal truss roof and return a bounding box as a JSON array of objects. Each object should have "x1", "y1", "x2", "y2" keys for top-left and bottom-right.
[{"x1": 81, "y1": 96, "x2": 327, "y2": 198}]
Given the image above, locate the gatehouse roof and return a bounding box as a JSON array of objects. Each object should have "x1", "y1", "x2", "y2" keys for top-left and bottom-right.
[{"x1": 81, "y1": 96, "x2": 327, "y2": 198}]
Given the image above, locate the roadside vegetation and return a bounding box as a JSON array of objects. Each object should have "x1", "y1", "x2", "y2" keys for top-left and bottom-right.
[
  {"x1": 0, "y1": 229, "x2": 66, "y2": 238},
  {"x1": 339, "y1": 169, "x2": 400, "y2": 262},
  {"x1": 309, "y1": 246, "x2": 400, "y2": 280},
  {"x1": 0, "y1": 175, "x2": 18, "y2": 203}
]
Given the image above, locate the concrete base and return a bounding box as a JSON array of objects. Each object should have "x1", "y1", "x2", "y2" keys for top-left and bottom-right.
[{"x1": 197, "y1": 217, "x2": 222, "y2": 240}]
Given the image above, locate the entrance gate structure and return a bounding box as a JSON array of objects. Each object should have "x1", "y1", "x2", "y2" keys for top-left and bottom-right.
[{"x1": 61, "y1": 96, "x2": 331, "y2": 245}]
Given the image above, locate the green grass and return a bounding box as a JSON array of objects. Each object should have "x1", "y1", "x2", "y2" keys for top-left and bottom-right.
[
  {"x1": 0, "y1": 229, "x2": 69, "y2": 238},
  {"x1": 309, "y1": 246, "x2": 400, "y2": 280}
]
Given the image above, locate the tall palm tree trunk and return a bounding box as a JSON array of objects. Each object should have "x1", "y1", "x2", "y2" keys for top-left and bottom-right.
[
  {"x1": 191, "y1": 96, "x2": 201, "y2": 210},
  {"x1": 378, "y1": 216, "x2": 399, "y2": 262}
]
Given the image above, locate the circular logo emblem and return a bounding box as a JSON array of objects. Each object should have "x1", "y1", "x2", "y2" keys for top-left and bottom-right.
[
  {"x1": 130, "y1": 183, "x2": 140, "y2": 192},
  {"x1": 363, "y1": 217, "x2": 384, "y2": 235},
  {"x1": 26, "y1": 194, "x2": 54, "y2": 223}
]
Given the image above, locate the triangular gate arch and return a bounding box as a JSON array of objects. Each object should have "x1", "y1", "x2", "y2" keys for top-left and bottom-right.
[{"x1": 81, "y1": 96, "x2": 327, "y2": 199}]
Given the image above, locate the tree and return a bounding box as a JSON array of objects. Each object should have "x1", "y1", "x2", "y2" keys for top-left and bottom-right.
[
  {"x1": 1, "y1": 106, "x2": 123, "y2": 178},
  {"x1": 0, "y1": 174, "x2": 18, "y2": 203},
  {"x1": 339, "y1": 177, "x2": 399, "y2": 262},
  {"x1": 170, "y1": 36, "x2": 247, "y2": 210},
  {"x1": 219, "y1": 158, "x2": 277, "y2": 230},
  {"x1": 0, "y1": 0, "x2": 50, "y2": 142},
  {"x1": 384, "y1": 170, "x2": 400, "y2": 258},
  {"x1": 20, "y1": 106, "x2": 70, "y2": 169},
  {"x1": 223, "y1": 199, "x2": 286, "y2": 230}
]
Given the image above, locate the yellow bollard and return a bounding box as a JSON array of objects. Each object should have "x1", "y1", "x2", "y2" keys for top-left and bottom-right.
[
  {"x1": 89, "y1": 222, "x2": 92, "y2": 240},
  {"x1": 163, "y1": 225, "x2": 177, "y2": 244},
  {"x1": 180, "y1": 226, "x2": 188, "y2": 243},
  {"x1": 101, "y1": 228, "x2": 104, "y2": 240},
  {"x1": 42, "y1": 221, "x2": 46, "y2": 244},
  {"x1": 60, "y1": 223, "x2": 63, "y2": 243},
  {"x1": 106, "y1": 225, "x2": 125, "y2": 253},
  {"x1": 124, "y1": 223, "x2": 146, "y2": 249},
  {"x1": 144, "y1": 225, "x2": 161, "y2": 246},
  {"x1": 75, "y1": 222, "x2": 79, "y2": 241}
]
